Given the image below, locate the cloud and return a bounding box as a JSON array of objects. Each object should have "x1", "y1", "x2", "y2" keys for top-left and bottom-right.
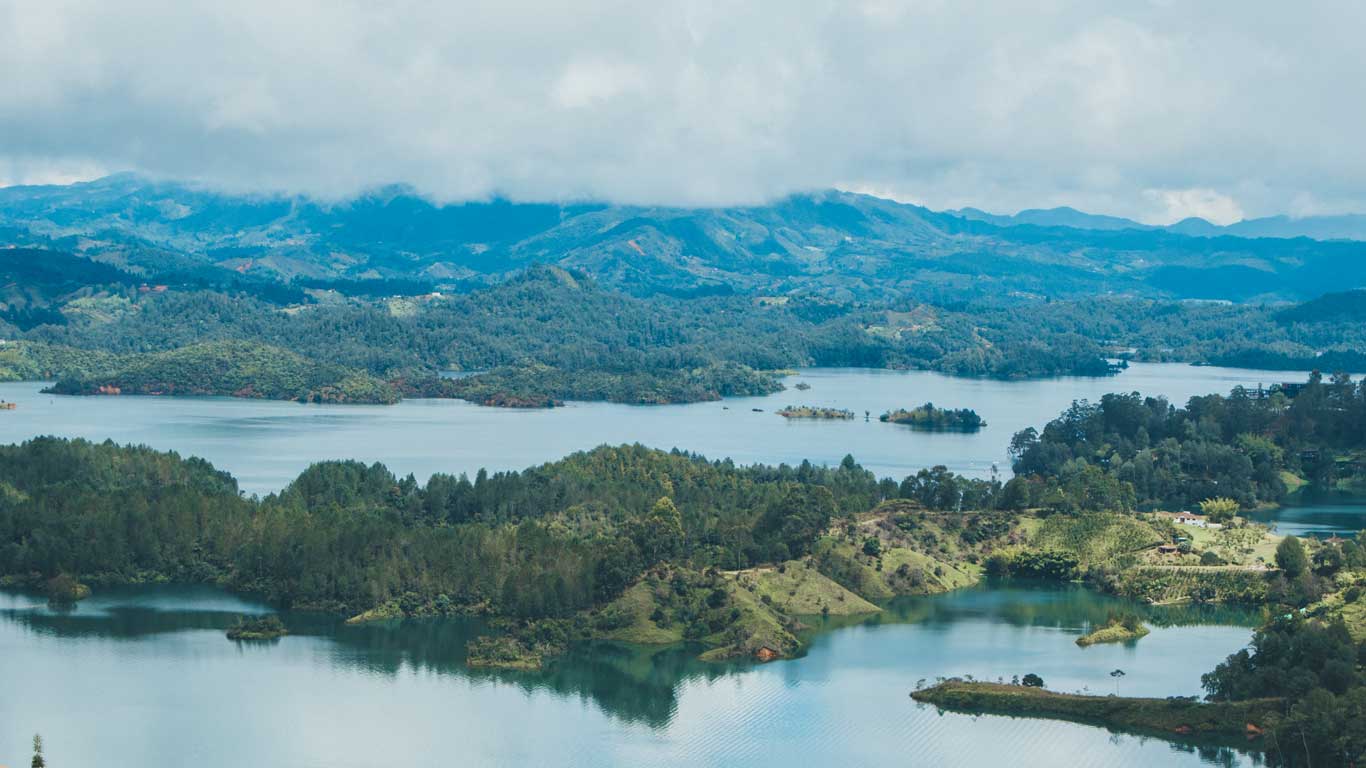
[
  {"x1": 0, "y1": 1, "x2": 1363, "y2": 218},
  {"x1": 1144, "y1": 188, "x2": 1246, "y2": 225}
]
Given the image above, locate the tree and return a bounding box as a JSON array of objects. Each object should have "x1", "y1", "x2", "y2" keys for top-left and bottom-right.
[
  {"x1": 32, "y1": 734, "x2": 45, "y2": 768},
  {"x1": 1198, "y1": 497, "x2": 1239, "y2": 524},
  {"x1": 1276, "y1": 535, "x2": 1310, "y2": 578},
  {"x1": 862, "y1": 537, "x2": 882, "y2": 557},
  {"x1": 632, "y1": 497, "x2": 685, "y2": 565},
  {"x1": 1021, "y1": 673, "x2": 1045, "y2": 688},
  {"x1": 1110, "y1": 669, "x2": 1126, "y2": 695},
  {"x1": 754, "y1": 485, "x2": 837, "y2": 561}
]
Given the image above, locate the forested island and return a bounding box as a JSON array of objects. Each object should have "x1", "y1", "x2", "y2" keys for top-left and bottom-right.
[
  {"x1": 226, "y1": 615, "x2": 288, "y2": 641},
  {"x1": 406, "y1": 362, "x2": 784, "y2": 407},
  {"x1": 880, "y1": 404, "x2": 986, "y2": 431},
  {"x1": 44, "y1": 340, "x2": 400, "y2": 404}
]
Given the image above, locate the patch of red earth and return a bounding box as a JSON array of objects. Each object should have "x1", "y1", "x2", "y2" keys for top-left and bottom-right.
[{"x1": 753, "y1": 646, "x2": 780, "y2": 662}]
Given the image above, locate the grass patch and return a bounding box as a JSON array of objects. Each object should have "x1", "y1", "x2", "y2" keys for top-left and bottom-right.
[
  {"x1": 730, "y1": 560, "x2": 880, "y2": 616},
  {"x1": 1279, "y1": 470, "x2": 1308, "y2": 494},
  {"x1": 1032, "y1": 513, "x2": 1162, "y2": 564}
]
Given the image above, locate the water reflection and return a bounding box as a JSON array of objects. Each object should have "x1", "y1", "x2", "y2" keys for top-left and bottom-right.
[{"x1": 1, "y1": 582, "x2": 1263, "y2": 733}]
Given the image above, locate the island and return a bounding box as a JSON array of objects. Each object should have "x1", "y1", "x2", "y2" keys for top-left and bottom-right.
[
  {"x1": 1075, "y1": 615, "x2": 1150, "y2": 646},
  {"x1": 912, "y1": 680, "x2": 1281, "y2": 747},
  {"x1": 45, "y1": 573, "x2": 91, "y2": 604},
  {"x1": 226, "y1": 615, "x2": 288, "y2": 640},
  {"x1": 43, "y1": 341, "x2": 400, "y2": 405},
  {"x1": 776, "y1": 405, "x2": 854, "y2": 420},
  {"x1": 880, "y1": 403, "x2": 985, "y2": 431}
]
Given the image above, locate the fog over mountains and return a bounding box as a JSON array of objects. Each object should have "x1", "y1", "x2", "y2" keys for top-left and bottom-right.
[{"x1": 3, "y1": 174, "x2": 1365, "y2": 303}]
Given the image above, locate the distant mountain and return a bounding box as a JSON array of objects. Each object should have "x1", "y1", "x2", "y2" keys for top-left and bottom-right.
[
  {"x1": 952, "y1": 205, "x2": 1366, "y2": 241},
  {"x1": 3, "y1": 175, "x2": 1366, "y2": 303},
  {"x1": 952, "y1": 206, "x2": 1151, "y2": 232},
  {"x1": 1276, "y1": 289, "x2": 1366, "y2": 324}
]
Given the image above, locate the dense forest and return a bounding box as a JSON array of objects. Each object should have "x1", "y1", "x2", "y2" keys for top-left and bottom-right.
[{"x1": 1009, "y1": 372, "x2": 1366, "y2": 511}]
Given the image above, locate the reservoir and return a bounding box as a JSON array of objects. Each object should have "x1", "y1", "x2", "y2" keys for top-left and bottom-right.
[{"x1": 0, "y1": 362, "x2": 1310, "y2": 495}]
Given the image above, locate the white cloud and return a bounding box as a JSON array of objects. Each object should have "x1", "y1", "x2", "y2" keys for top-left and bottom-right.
[
  {"x1": 1143, "y1": 188, "x2": 1246, "y2": 225},
  {"x1": 552, "y1": 58, "x2": 648, "y2": 109},
  {"x1": 0, "y1": 1, "x2": 1362, "y2": 218}
]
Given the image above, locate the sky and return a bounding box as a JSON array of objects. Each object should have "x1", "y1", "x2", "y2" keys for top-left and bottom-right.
[{"x1": 1, "y1": 1, "x2": 1363, "y2": 225}]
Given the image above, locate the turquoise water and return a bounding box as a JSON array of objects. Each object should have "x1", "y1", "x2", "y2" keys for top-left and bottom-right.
[
  {"x1": 0, "y1": 584, "x2": 1263, "y2": 768},
  {"x1": 0, "y1": 362, "x2": 1311, "y2": 495},
  {"x1": 1249, "y1": 502, "x2": 1366, "y2": 538}
]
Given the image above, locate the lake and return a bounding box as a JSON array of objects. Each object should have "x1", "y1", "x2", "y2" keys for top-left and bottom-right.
[
  {"x1": 0, "y1": 583, "x2": 1265, "y2": 768},
  {"x1": 0, "y1": 362, "x2": 1312, "y2": 495},
  {"x1": 1249, "y1": 501, "x2": 1366, "y2": 538}
]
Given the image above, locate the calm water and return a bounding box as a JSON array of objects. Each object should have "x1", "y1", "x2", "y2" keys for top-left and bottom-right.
[
  {"x1": 1249, "y1": 502, "x2": 1366, "y2": 538},
  {"x1": 0, "y1": 362, "x2": 1311, "y2": 495},
  {"x1": 0, "y1": 584, "x2": 1264, "y2": 768}
]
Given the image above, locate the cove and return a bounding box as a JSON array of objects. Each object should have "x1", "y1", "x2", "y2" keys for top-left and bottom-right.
[{"x1": 0, "y1": 583, "x2": 1265, "y2": 768}]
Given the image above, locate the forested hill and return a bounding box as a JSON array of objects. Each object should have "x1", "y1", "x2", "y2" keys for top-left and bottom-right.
[
  {"x1": 4, "y1": 265, "x2": 1126, "y2": 389},
  {"x1": 4, "y1": 174, "x2": 1365, "y2": 302}
]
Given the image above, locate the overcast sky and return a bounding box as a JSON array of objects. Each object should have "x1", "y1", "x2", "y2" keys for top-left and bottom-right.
[{"x1": 2, "y1": 1, "x2": 1363, "y2": 224}]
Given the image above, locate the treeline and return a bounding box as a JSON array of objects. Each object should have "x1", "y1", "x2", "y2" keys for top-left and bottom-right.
[
  {"x1": 1009, "y1": 372, "x2": 1366, "y2": 511},
  {"x1": 407, "y1": 362, "x2": 783, "y2": 407}
]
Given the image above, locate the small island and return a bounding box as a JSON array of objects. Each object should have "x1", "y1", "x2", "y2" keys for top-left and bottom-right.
[
  {"x1": 912, "y1": 680, "x2": 1280, "y2": 747},
  {"x1": 1075, "y1": 615, "x2": 1150, "y2": 646},
  {"x1": 226, "y1": 615, "x2": 288, "y2": 641},
  {"x1": 45, "y1": 573, "x2": 91, "y2": 604},
  {"x1": 777, "y1": 405, "x2": 854, "y2": 420},
  {"x1": 880, "y1": 403, "x2": 985, "y2": 431},
  {"x1": 466, "y1": 635, "x2": 548, "y2": 671}
]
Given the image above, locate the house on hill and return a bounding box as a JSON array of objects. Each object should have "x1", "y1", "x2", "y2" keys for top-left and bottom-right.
[{"x1": 1159, "y1": 511, "x2": 1222, "y2": 530}]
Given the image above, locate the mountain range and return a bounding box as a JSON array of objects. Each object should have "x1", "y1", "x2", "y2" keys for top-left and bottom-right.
[
  {"x1": 3, "y1": 174, "x2": 1365, "y2": 303},
  {"x1": 952, "y1": 206, "x2": 1366, "y2": 241}
]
